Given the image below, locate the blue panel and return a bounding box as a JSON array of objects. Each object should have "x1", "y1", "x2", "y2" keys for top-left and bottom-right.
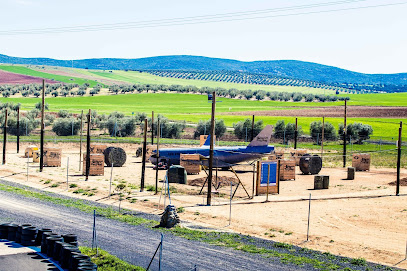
[{"x1": 260, "y1": 162, "x2": 277, "y2": 186}]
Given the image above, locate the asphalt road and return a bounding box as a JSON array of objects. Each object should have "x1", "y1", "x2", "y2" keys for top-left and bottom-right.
[{"x1": 0, "y1": 185, "x2": 302, "y2": 271}]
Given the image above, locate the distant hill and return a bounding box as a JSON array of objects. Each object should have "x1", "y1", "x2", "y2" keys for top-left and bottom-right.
[{"x1": 1, "y1": 54, "x2": 406, "y2": 86}]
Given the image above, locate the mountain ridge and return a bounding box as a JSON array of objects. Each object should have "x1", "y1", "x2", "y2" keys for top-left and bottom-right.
[{"x1": 1, "y1": 54, "x2": 406, "y2": 86}]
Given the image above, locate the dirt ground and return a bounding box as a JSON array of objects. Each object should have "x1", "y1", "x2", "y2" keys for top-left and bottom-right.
[
  {"x1": 223, "y1": 106, "x2": 407, "y2": 118},
  {"x1": 1, "y1": 142, "x2": 406, "y2": 269}
]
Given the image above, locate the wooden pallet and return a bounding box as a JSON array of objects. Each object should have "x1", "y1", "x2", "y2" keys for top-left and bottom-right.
[
  {"x1": 83, "y1": 153, "x2": 105, "y2": 176},
  {"x1": 352, "y1": 153, "x2": 370, "y2": 171},
  {"x1": 43, "y1": 148, "x2": 62, "y2": 167}
]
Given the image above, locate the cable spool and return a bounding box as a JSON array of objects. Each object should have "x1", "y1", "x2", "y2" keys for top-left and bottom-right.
[
  {"x1": 104, "y1": 147, "x2": 127, "y2": 167},
  {"x1": 299, "y1": 154, "x2": 322, "y2": 175}
]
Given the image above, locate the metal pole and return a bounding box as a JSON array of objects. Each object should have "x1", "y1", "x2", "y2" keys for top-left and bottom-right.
[
  {"x1": 155, "y1": 119, "x2": 160, "y2": 195},
  {"x1": 266, "y1": 164, "x2": 270, "y2": 202},
  {"x1": 151, "y1": 111, "x2": 154, "y2": 145},
  {"x1": 207, "y1": 91, "x2": 216, "y2": 206},
  {"x1": 252, "y1": 163, "x2": 255, "y2": 199},
  {"x1": 79, "y1": 110, "x2": 83, "y2": 171},
  {"x1": 16, "y1": 107, "x2": 20, "y2": 153},
  {"x1": 251, "y1": 115, "x2": 255, "y2": 141},
  {"x1": 343, "y1": 100, "x2": 347, "y2": 168},
  {"x1": 277, "y1": 159, "x2": 281, "y2": 194},
  {"x1": 71, "y1": 119, "x2": 74, "y2": 136},
  {"x1": 109, "y1": 162, "x2": 113, "y2": 199},
  {"x1": 40, "y1": 80, "x2": 45, "y2": 172},
  {"x1": 26, "y1": 153, "x2": 29, "y2": 182},
  {"x1": 2, "y1": 109, "x2": 7, "y2": 165},
  {"x1": 396, "y1": 121, "x2": 403, "y2": 196},
  {"x1": 66, "y1": 157, "x2": 69, "y2": 190},
  {"x1": 158, "y1": 233, "x2": 163, "y2": 271},
  {"x1": 307, "y1": 193, "x2": 311, "y2": 241},
  {"x1": 85, "y1": 109, "x2": 91, "y2": 181},
  {"x1": 321, "y1": 117, "x2": 325, "y2": 158},
  {"x1": 294, "y1": 118, "x2": 298, "y2": 149},
  {"x1": 229, "y1": 181, "x2": 232, "y2": 226},
  {"x1": 141, "y1": 118, "x2": 148, "y2": 192}
]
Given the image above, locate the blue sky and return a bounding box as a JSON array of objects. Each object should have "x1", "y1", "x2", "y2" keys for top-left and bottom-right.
[{"x1": 1, "y1": 0, "x2": 406, "y2": 74}]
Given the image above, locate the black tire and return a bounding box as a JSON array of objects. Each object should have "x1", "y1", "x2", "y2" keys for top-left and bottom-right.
[
  {"x1": 21, "y1": 226, "x2": 37, "y2": 236},
  {"x1": 62, "y1": 234, "x2": 77, "y2": 243}
]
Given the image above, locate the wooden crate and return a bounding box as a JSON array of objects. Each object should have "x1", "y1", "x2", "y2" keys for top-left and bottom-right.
[
  {"x1": 268, "y1": 149, "x2": 285, "y2": 161},
  {"x1": 33, "y1": 151, "x2": 40, "y2": 163},
  {"x1": 279, "y1": 159, "x2": 296, "y2": 181},
  {"x1": 256, "y1": 161, "x2": 279, "y2": 195},
  {"x1": 180, "y1": 154, "x2": 201, "y2": 174},
  {"x1": 83, "y1": 153, "x2": 105, "y2": 176},
  {"x1": 24, "y1": 145, "x2": 38, "y2": 158},
  {"x1": 199, "y1": 135, "x2": 216, "y2": 147},
  {"x1": 43, "y1": 148, "x2": 62, "y2": 167},
  {"x1": 290, "y1": 149, "x2": 307, "y2": 166},
  {"x1": 352, "y1": 153, "x2": 370, "y2": 171},
  {"x1": 90, "y1": 144, "x2": 107, "y2": 155}
]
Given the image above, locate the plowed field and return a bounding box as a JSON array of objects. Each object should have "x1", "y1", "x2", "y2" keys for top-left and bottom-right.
[{"x1": 0, "y1": 70, "x2": 57, "y2": 85}]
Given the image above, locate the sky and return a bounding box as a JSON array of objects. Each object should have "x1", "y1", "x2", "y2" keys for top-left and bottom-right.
[{"x1": 0, "y1": 0, "x2": 406, "y2": 74}]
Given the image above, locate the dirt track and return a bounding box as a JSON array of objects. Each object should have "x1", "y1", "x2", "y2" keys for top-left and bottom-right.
[{"x1": 223, "y1": 106, "x2": 407, "y2": 118}]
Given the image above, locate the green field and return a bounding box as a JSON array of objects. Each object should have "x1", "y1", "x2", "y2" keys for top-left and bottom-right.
[
  {"x1": 0, "y1": 65, "x2": 101, "y2": 87},
  {"x1": 1, "y1": 93, "x2": 406, "y2": 139}
]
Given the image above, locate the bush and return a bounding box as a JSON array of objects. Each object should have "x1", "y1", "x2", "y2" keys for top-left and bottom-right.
[
  {"x1": 57, "y1": 110, "x2": 71, "y2": 118},
  {"x1": 52, "y1": 118, "x2": 81, "y2": 136},
  {"x1": 310, "y1": 121, "x2": 337, "y2": 144},
  {"x1": 194, "y1": 119, "x2": 227, "y2": 138},
  {"x1": 152, "y1": 115, "x2": 186, "y2": 139},
  {"x1": 6, "y1": 117, "x2": 39, "y2": 136},
  {"x1": 274, "y1": 120, "x2": 303, "y2": 140},
  {"x1": 233, "y1": 119, "x2": 263, "y2": 140},
  {"x1": 338, "y1": 122, "x2": 373, "y2": 144},
  {"x1": 106, "y1": 117, "x2": 137, "y2": 137}
]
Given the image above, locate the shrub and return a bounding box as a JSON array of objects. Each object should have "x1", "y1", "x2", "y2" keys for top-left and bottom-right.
[
  {"x1": 233, "y1": 119, "x2": 263, "y2": 140},
  {"x1": 106, "y1": 117, "x2": 137, "y2": 137},
  {"x1": 194, "y1": 119, "x2": 227, "y2": 138},
  {"x1": 339, "y1": 122, "x2": 373, "y2": 144},
  {"x1": 52, "y1": 118, "x2": 81, "y2": 136},
  {"x1": 310, "y1": 121, "x2": 337, "y2": 144},
  {"x1": 6, "y1": 117, "x2": 39, "y2": 136},
  {"x1": 57, "y1": 110, "x2": 72, "y2": 118},
  {"x1": 152, "y1": 115, "x2": 186, "y2": 139},
  {"x1": 274, "y1": 120, "x2": 303, "y2": 140}
]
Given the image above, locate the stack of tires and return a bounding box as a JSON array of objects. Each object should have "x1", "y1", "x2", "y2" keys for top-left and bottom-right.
[{"x1": 0, "y1": 222, "x2": 97, "y2": 271}]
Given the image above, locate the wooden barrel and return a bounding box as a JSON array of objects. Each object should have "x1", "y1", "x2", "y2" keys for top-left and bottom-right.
[
  {"x1": 299, "y1": 154, "x2": 322, "y2": 175},
  {"x1": 104, "y1": 147, "x2": 126, "y2": 167}
]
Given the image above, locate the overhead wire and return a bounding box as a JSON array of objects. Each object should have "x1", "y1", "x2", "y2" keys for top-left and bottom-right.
[{"x1": 0, "y1": 0, "x2": 405, "y2": 35}]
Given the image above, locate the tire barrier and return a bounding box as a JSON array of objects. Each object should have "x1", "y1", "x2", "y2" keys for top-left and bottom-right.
[{"x1": 0, "y1": 222, "x2": 97, "y2": 271}]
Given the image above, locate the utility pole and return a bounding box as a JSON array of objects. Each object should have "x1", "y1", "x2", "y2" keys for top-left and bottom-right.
[
  {"x1": 207, "y1": 91, "x2": 216, "y2": 206},
  {"x1": 141, "y1": 119, "x2": 148, "y2": 192},
  {"x1": 2, "y1": 109, "x2": 7, "y2": 165},
  {"x1": 16, "y1": 107, "x2": 20, "y2": 153},
  {"x1": 294, "y1": 118, "x2": 298, "y2": 149},
  {"x1": 251, "y1": 115, "x2": 255, "y2": 141},
  {"x1": 40, "y1": 80, "x2": 45, "y2": 172},
  {"x1": 85, "y1": 109, "x2": 91, "y2": 181},
  {"x1": 343, "y1": 100, "x2": 347, "y2": 168},
  {"x1": 396, "y1": 121, "x2": 403, "y2": 196}
]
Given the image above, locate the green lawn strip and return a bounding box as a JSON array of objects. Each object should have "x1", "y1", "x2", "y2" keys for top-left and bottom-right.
[
  {"x1": 80, "y1": 246, "x2": 145, "y2": 271},
  {"x1": 0, "y1": 65, "x2": 100, "y2": 87},
  {"x1": 0, "y1": 182, "x2": 396, "y2": 271}
]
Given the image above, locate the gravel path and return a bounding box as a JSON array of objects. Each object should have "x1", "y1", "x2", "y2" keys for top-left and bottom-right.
[{"x1": 0, "y1": 181, "x2": 299, "y2": 271}]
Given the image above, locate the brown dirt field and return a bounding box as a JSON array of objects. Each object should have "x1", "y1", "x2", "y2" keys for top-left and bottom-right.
[
  {"x1": 0, "y1": 70, "x2": 57, "y2": 85},
  {"x1": 223, "y1": 106, "x2": 407, "y2": 118},
  {"x1": 1, "y1": 142, "x2": 406, "y2": 269}
]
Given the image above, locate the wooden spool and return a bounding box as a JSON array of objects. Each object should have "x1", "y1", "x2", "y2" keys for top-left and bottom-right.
[
  {"x1": 24, "y1": 145, "x2": 38, "y2": 158},
  {"x1": 299, "y1": 154, "x2": 322, "y2": 175},
  {"x1": 352, "y1": 153, "x2": 370, "y2": 171},
  {"x1": 180, "y1": 154, "x2": 201, "y2": 174},
  {"x1": 43, "y1": 148, "x2": 62, "y2": 167},
  {"x1": 104, "y1": 147, "x2": 127, "y2": 167},
  {"x1": 83, "y1": 153, "x2": 104, "y2": 176}
]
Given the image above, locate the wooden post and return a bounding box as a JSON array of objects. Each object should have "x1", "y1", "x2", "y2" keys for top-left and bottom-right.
[
  {"x1": 40, "y1": 80, "x2": 45, "y2": 172},
  {"x1": 151, "y1": 111, "x2": 154, "y2": 145},
  {"x1": 321, "y1": 116, "x2": 325, "y2": 158},
  {"x1": 343, "y1": 100, "x2": 347, "y2": 168},
  {"x1": 141, "y1": 118, "x2": 147, "y2": 192},
  {"x1": 79, "y1": 110, "x2": 83, "y2": 171},
  {"x1": 16, "y1": 107, "x2": 20, "y2": 153},
  {"x1": 155, "y1": 119, "x2": 160, "y2": 195},
  {"x1": 251, "y1": 115, "x2": 255, "y2": 141},
  {"x1": 207, "y1": 91, "x2": 216, "y2": 206},
  {"x1": 396, "y1": 121, "x2": 403, "y2": 196},
  {"x1": 252, "y1": 163, "x2": 255, "y2": 199},
  {"x1": 266, "y1": 164, "x2": 270, "y2": 202},
  {"x1": 85, "y1": 109, "x2": 91, "y2": 181},
  {"x1": 255, "y1": 161, "x2": 260, "y2": 196},
  {"x1": 294, "y1": 118, "x2": 298, "y2": 149},
  {"x1": 277, "y1": 159, "x2": 281, "y2": 194},
  {"x1": 2, "y1": 109, "x2": 7, "y2": 164}
]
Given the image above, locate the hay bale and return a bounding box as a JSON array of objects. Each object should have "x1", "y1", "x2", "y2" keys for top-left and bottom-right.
[
  {"x1": 299, "y1": 154, "x2": 322, "y2": 175},
  {"x1": 104, "y1": 147, "x2": 126, "y2": 167}
]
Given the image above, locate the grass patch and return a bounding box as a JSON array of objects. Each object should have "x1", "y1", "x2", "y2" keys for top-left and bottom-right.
[
  {"x1": 44, "y1": 180, "x2": 51, "y2": 184},
  {"x1": 69, "y1": 184, "x2": 78, "y2": 188},
  {"x1": 80, "y1": 246, "x2": 145, "y2": 271}
]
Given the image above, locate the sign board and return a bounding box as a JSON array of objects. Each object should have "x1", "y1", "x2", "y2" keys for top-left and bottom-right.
[{"x1": 256, "y1": 161, "x2": 279, "y2": 195}]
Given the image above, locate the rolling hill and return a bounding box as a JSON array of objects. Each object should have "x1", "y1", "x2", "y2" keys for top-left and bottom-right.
[{"x1": 1, "y1": 54, "x2": 406, "y2": 87}]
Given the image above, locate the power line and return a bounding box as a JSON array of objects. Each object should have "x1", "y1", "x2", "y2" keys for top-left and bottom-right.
[{"x1": 0, "y1": 0, "x2": 405, "y2": 35}]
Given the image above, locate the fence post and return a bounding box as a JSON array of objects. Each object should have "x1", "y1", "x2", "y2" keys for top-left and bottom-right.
[{"x1": 307, "y1": 193, "x2": 311, "y2": 241}]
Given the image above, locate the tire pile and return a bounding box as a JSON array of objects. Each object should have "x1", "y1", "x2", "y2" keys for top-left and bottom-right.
[{"x1": 0, "y1": 223, "x2": 97, "y2": 271}]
